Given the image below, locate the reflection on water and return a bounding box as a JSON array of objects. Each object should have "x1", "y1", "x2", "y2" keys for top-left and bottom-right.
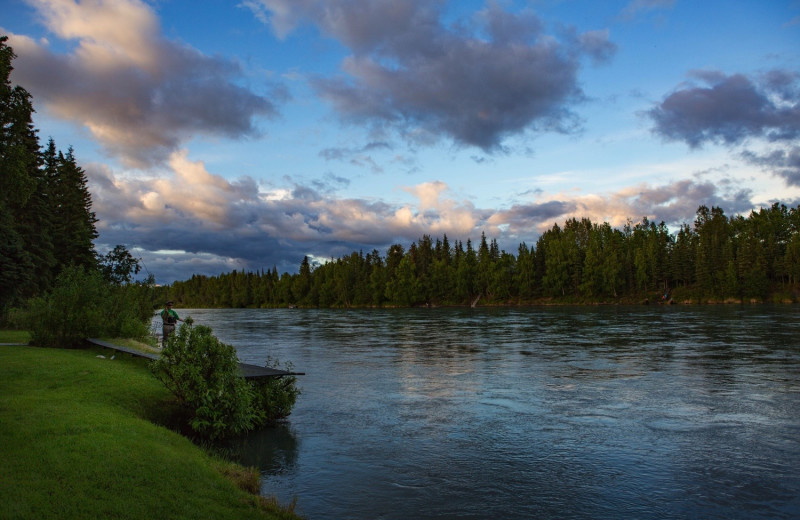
[
  {"x1": 225, "y1": 423, "x2": 298, "y2": 475},
  {"x1": 188, "y1": 305, "x2": 800, "y2": 520}
]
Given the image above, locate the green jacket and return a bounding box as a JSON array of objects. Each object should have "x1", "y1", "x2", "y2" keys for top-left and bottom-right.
[{"x1": 161, "y1": 308, "x2": 180, "y2": 325}]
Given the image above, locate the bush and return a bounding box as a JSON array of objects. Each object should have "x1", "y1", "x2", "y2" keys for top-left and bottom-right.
[
  {"x1": 26, "y1": 266, "x2": 107, "y2": 347},
  {"x1": 152, "y1": 322, "x2": 300, "y2": 440},
  {"x1": 152, "y1": 322, "x2": 256, "y2": 440},
  {"x1": 251, "y1": 357, "x2": 301, "y2": 427},
  {"x1": 23, "y1": 265, "x2": 156, "y2": 348}
]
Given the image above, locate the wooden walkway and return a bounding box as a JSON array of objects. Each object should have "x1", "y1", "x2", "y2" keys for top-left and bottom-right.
[{"x1": 87, "y1": 338, "x2": 304, "y2": 379}]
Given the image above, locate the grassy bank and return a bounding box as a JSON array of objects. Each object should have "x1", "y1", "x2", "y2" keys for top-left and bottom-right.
[
  {"x1": 0, "y1": 343, "x2": 301, "y2": 520},
  {"x1": 0, "y1": 329, "x2": 31, "y2": 344}
]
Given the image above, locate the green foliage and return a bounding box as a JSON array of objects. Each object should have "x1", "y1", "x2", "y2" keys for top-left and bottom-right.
[
  {"x1": 250, "y1": 358, "x2": 300, "y2": 427},
  {"x1": 99, "y1": 244, "x2": 142, "y2": 285},
  {"x1": 23, "y1": 265, "x2": 155, "y2": 348},
  {"x1": 168, "y1": 203, "x2": 800, "y2": 308},
  {"x1": 152, "y1": 323, "x2": 300, "y2": 441},
  {"x1": 153, "y1": 324, "x2": 300, "y2": 440},
  {"x1": 25, "y1": 266, "x2": 107, "y2": 347},
  {"x1": 153, "y1": 323, "x2": 256, "y2": 440}
]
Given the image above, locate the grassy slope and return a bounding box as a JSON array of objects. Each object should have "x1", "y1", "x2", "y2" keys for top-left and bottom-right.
[
  {"x1": 0, "y1": 329, "x2": 31, "y2": 343},
  {"x1": 0, "y1": 345, "x2": 300, "y2": 520}
]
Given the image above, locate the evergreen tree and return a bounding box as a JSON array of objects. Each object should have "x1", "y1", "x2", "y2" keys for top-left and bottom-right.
[
  {"x1": 515, "y1": 242, "x2": 536, "y2": 300},
  {"x1": 52, "y1": 147, "x2": 98, "y2": 273},
  {"x1": 292, "y1": 256, "x2": 312, "y2": 304},
  {"x1": 694, "y1": 206, "x2": 732, "y2": 298},
  {"x1": 672, "y1": 224, "x2": 696, "y2": 288},
  {"x1": 0, "y1": 36, "x2": 43, "y2": 306}
]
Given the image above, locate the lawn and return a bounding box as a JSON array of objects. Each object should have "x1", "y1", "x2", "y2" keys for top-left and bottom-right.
[
  {"x1": 0, "y1": 329, "x2": 31, "y2": 344},
  {"x1": 0, "y1": 344, "x2": 301, "y2": 520}
]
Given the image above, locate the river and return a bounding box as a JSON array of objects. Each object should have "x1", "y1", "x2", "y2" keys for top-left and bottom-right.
[{"x1": 174, "y1": 305, "x2": 800, "y2": 519}]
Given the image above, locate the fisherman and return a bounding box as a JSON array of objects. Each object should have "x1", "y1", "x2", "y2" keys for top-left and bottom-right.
[{"x1": 160, "y1": 301, "x2": 183, "y2": 343}]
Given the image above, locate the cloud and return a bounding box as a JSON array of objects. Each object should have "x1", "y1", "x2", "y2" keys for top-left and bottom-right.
[
  {"x1": 647, "y1": 70, "x2": 800, "y2": 148},
  {"x1": 319, "y1": 141, "x2": 394, "y2": 173},
  {"x1": 618, "y1": 0, "x2": 675, "y2": 21},
  {"x1": 742, "y1": 146, "x2": 800, "y2": 187},
  {"x1": 245, "y1": 0, "x2": 615, "y2": 152},
  {"x1": 7, "y1": 0, "x2": 284, "y2": 168},
  {"x1": 88, "y1": 152, "x2": 484, "y2": 281},
  {"x1": 489, "y1": 178, "x2": 755, "y2": 240},
  {"x1": 88, "y1": 150, "x2": 760, "y2": 282}
]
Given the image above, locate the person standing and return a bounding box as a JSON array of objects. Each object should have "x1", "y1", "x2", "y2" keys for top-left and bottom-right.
[{"x1": 160, "y1": 301, "x2": 183, "y2": 343}]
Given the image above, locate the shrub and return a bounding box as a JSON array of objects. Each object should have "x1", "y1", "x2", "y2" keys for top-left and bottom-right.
[
  {"x1": 26, "y1": 266, "x2": 107, "y2": 347},
  {"x1": 102, "y1": 282, "x2": 157, "y2": 339},
  {"x1": 152, "y1": 323, "x2": 301, "y2": 440},
  {"x1": 23, "y1": 265, "x2": 157, "y2": 348},
  {"x1": 251, "y1": 357, "x2": 301, "y2": 427},
  {"x1": 152, "y1": 322, "x2": 256, "y2": 440}
]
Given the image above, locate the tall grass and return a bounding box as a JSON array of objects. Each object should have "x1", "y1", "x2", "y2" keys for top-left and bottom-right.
[{"x1": 0, "y1": 345, "x2": 301, "y2": 520}]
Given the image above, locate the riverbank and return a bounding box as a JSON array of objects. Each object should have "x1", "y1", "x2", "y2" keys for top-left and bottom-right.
[{"x1": 0, "y1": 342, "x2": 302, "y2": 520}]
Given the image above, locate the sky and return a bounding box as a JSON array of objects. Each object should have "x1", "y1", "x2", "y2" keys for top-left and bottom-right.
[{"x1": 3, "y1": 0, "x2": 800, "y2": 283}]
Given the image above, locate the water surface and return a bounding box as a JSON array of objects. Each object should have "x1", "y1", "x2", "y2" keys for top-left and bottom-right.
[{"x1": 181, "y1": 306, "x2": 800, "y2": 519}]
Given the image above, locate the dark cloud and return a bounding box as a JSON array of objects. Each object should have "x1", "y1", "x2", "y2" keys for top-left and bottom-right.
[
  {"x1": 89, "y1": 155, "x2": 762, "y2": 283},
  {"x1": 577, "y1": 30, "x2": 617, "y2": 64},
  {"x1": 249, "y1": 0, "x2": 615, "y2": 152},
  {"x1": 648, "y1": 70, "x2": 800, "y2": 148},
  {"x1": 742, "y1": 146, "x2": 800, "y2": 187},
  {"x1": 8, "y1": 5, "x2": 285, "y2": 168},
  {"x1": 87, "y1": 161, "x2": 486, "y2": 282},
  {"x1": 501, "y1": 200, "x2": 577, "y2": 222}
]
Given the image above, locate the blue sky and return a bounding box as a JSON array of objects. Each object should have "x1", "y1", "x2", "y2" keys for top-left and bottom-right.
[{"x1": 3, "y1": 0, "x2": 799, "y2": 283}]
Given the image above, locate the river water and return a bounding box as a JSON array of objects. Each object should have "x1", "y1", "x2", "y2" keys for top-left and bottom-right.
[{"x1": 177, "y1": 306, "x2": 800, "y2": 519}]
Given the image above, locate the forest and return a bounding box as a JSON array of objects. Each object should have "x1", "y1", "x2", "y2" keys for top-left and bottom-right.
[{"x1": 168, "y1": 203, "x2": 800, "y2": 308}]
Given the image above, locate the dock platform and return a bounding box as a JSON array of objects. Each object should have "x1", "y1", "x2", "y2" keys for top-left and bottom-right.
[{"x1": 87, "y1": 338, "x2": 304, "y2": 379}]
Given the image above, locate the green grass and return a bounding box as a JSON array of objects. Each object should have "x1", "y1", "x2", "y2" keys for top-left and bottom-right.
[
  {"x1": 98, "y1": 336, "x2": 162, "y2": 355},
  {"x1": 0, "y1": 345, "x2": 302, "y2": 520},
  {"x1": 0, "y1": 329, "x2": 31, "y2": 344}
]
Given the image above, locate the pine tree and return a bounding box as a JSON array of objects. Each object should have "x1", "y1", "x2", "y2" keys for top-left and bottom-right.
[
  {"x1": 52, "y1": 147, "x2": 98, "y2": 273},
  {"x1": 0, "y1": 36, "x2": 43, "y2": 306}
]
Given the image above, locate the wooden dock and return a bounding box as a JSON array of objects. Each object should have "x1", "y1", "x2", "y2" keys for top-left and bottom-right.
[{"x1": 87, "y1": 338, "x2": 304, "y2": 379}]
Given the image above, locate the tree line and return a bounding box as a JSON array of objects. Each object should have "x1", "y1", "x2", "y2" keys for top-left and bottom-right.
[{"x1": 168, "y1": 203, "x2": 800, "y2": 308}]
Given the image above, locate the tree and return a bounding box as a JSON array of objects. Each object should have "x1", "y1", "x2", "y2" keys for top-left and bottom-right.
[
  {"x1": 542, "y1": 224, "x2": 570, "y2": 297},
  {"x1": 515, "y1": 242, "x2": 535, "y2": 301},
  {"x1": 99, "y1": 245, "x2": 142, "y2": 285},
  {"x1": 694, "y1": 206, "x2": 732, "y2": 298},
  {"x1": 292, "y1": 256, "x2": 312, "y2": 304},
  {"x1": 0, "y1": 36, "x2": 41, "y2": 306},
  {"x1": 455, "y1": 239, "x2": 477, "y2": 303},
  {"x1": 672, "y1": 224, "x2": 696, "y2": 287},
  {"x1": 52, "y1": 147, "x2": 98, "y2": 273}
]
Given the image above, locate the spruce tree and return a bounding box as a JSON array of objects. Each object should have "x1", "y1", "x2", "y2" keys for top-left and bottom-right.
[
  {"x1": 0, "y1": 36, "x2": 42, "y2": 306},
  {"x1": 52, "y1": 147, "x2": 98, "y2": 273}
]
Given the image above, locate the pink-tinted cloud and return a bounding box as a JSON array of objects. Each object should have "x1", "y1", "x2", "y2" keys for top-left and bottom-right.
[
  {"x1": 8, "y1": 0, "x2": 285, "y2": 168},
  {"x1": 88, "y1": 153, "x2": 759, "y2": 282}
]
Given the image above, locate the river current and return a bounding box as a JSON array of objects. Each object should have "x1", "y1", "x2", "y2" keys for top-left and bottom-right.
[{"x1": 176, "y1": 305, "x2": 800, "y2": 519}]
